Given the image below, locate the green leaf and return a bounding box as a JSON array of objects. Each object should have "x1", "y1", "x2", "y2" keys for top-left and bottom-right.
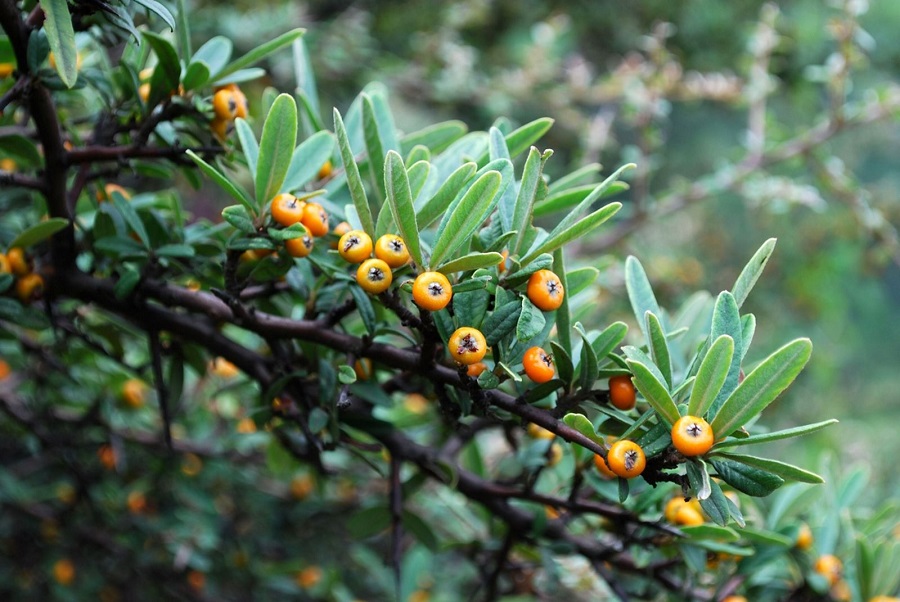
[
  {"x1": 688, "y1": 335, "x2": 734, "y2": 418},
  {"x1": 234, "y1": 118, "x2": 258, "y2": 176},
  {"x1": 476, "y1": 117, "x2": 554, "y2": 165},
  {"x1": 134, "y1": 0, "x2": 176, "y2": 31},
  {"x1": 680, "y1": 524, "x2": 741, "y2": 541},
  {"x1": 701, "y1": 477, "x2": 744, "y2": 527},
  {"x1": 591, "y1": 322, "x2": 628, "y2": 359},
  {"x1": 292, "y1": 38, "x2": 318, "y2": 118},
  {"x1": 710, "y1": 458, "x2": 785, "y2": 497},
  {"x1": 710, "y1": 338, "x2": 812, "y2": 440},
  {"x1": 740, "y1": 313, "x2": 756, "y2": 360},
  {"x1": 348, "y1": 285, "x2": 376, "y2": 336},
  {"x1": 708, "y1": 292, "x2": 743, "y2": 416},
  {"x1": 543, "y1": 164, "x2": 634, "y2": 238},
  {"x1": 549, "y1": 341, "x2": 574, "y2": 385},
  {"x1": 625, "y1": 359, "x2": 680, "y2": 427},
  {"x1": 268, "y1": 222, "x2": 310, "y2": 241},
  {"x1": 155, "y1": 244, "x2": 195, "y2": 258},
  {"x1": 430, "y1": 170, "x2": 502, "y2": 268},
  {"x1": 712, "y1": 419, "x2": 838, "y2": 449},
  {"x1": 519, "y1": 202, "x2": 621, "y2": 266},
  {"x1": 347, "y1": 506, "x2": 390, "y2": 539},
  {"x1": 282, "y1": 131, "x2": 335, "y2": 192},
  {"x1": 383, "y1": 151, "x2": 424, "y2": 268},
  {"x1": 436, "y1": 252, "x2": 503, "y2": 275},
  {"x1": 406, "y1": 160, "x2": 431, "y2": 203},
  {"x1": 712, "y1": 452, "x2": 824, "y2": 484},
  {"x1": 0, "y1": 135, "x2": 43, "y2": 167},
  {"x1": 255, "y1": 94, "x2": 298, "y2": 208},
  {"x1": 625, "y1": 255, "x2": 662, "y2": 342},
  {"x1": 402, "y1": 510, "x2": 439, "y2": 552},
  {"x1": 686, "y1": 458, "x2": 712, "y2": 500},
  {"x1": 562, "y1": 413, "x2": 603, "y2": 444},
  {"x1": 645, "y1": 312, "x2": 672, "y2": 388},
  {"x1": 553, "y1": 248, "x2": 572, "y2": 358},
  {"x1": 415, "y1": 162, "x2": 476, "y2": 229},
  {"x1": 575, "y1": 324, "x2": 599, "y2": 392},
  {"x1": 482, "y1": 300, "x2": 521, "y2": 346},
  {"x1": 516, "y1": 297, "x2": 546, "y2": 343},
  {"x1": 42, "y1": 0, "x2": 78, "y2": 88},
  {"x1": 732, "y1": 238, "x2": 776, "y2": 309},
  {"x1": 334, "y1": 109, "x2": 375, "y2": 237},
  {"x1": 338, "y1": 365, "x2": 357, "y2": 384},
  {"x1": 143, "y1": 32, "x2": 181, "y2": 106},
  {"x1": 400, "y1": 120, "x2": 467, "y2": 155},
  {"x1": 185, "y1": 150, "x2": 255, "y2": 215},
  {"x1": 114, "y1": 264, "x2": 141, "y2": 299},
  {"x1": 181, "y1": 61, "x2": 210, "y2": 90},
  {"x1": 533, "y1": 182, "x2": 630, "y2": 218},
  {"x1": 502, "y1": 253, "x2": 553, "y2": 288},
  {"x1": 112, "y1": 196, "x2": 149, "y2": 248},
  {"x1": 362, "y1": 94, "x2": 387, "y2": 200},
  {"x1": 174, "y1": 0, "x2": 190, "y2": 57},
  {"x1": 737, "y1": 527, "x2": 793, "y2": 547},
  {"x1": 192, "y1": 36, "x2": 232, "y2": 76},
  {"x1": 566, "y1": 266, "x2": 599, "y2": 296},
  {"x1": 9, "y1": 219, "x2": 69, "y2": 249},
  {"x1": 213, "y1": 28, "x2": 304, "y2": 81}
]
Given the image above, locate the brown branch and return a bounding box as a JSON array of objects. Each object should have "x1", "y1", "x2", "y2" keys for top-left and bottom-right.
[{"x1": 67, "y1": 144, "x2": 224, "y2": 164}]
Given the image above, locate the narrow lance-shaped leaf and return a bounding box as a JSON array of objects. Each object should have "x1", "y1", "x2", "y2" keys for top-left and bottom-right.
[
  {"x1": 712, "y1": 419, "x2": 838, "y2": 449},
  {"x1": 708, "y1": 291, "x2": 743, "y2": 417},
  {"x1": 686, "y1": 458, "x2": 712, "y2": 500},
  {"x1": 185, "y1": 150, "x2": 255, "y2": 215},
  {"x1": 416, "y1": 162, "x2": 476, "y2": 228},
  {"x1": 548, "y1": 163, "x2": 634, "y2": 238},
  {"x1": 213, "y1": 29, "x2": 304, "y2": 80},
  {"x1": 436, "y1": 252, "x2": 503, "y2": 275},
  {"x1": 710, "y1": 338, "x2": 813, "y2": 440},
  {"x1": 553, "y1": 247, "x2": 572, "y2": 358},
  {"x1": 255, "y1": 94, "x2": 298, "y2": 209},
  {"x1": 9, "y1": 219, "x2": 70, "y2": 249},
  {"x1": 383, "y1": 151, "x2": 424, "y2": 268},
  {"x1": 688, "y1": 334, "x2": 734, "y2": 418},
  {"x1": 362, "y1": 94, "x2": 387, "y2": 201},
  {"x1": 475, "y1": 117, "x2": 554, "y2": 165},
  {"x1": 520, "y1": 202, "x2": 621, "y2": 266},
  {"x1": 334, "y1": 109, "x2": 375, "y2": 237},
  {"x1": 234, "y1": 118, "x2": 258, "y2": 176},
  {"x1": 591, "y1": 322, "x2": 628, "y2": 359},
  {"x1": 732, "y1": 238, "x2": 776, "y2": 309},
  {"x1": 512, "y1": 147, "x2": 548, "y2": 255},
  {"x1": 42, "y1": 0, "x2": 78, "y2": 87},
  {"x1": 429, "y1": 171, "x2": 502, "y2": 268},
  {"x1": 625, "y1": 255, "x2": 662, "y2": 343},
  {"x1": 712, "y1": 452, "x2": 824, "y2": 484},
  {"x1": 625, "y1": 359, "x2": 681, "y2": 427},
  {"x1": 711, "y1": 458, "x2": 785, "y2": 497},
  {"x1": 281, "y1": 130, "x2": 335, "y2": 192},
  {"x1": 645, "y1": 311, "x2": 672, "y2": 388},
  {"x1": 575, "y1": 323, "x2": 599, "y2": 392}
]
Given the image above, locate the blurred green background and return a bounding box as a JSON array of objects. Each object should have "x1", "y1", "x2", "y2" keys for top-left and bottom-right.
[{"x1": 194, "y1": 0, "x2": 899, "y2": 494}]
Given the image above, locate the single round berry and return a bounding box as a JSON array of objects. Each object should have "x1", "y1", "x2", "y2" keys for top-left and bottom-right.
[
  {"x1": 671, "y1": 415, "x2": 715, "y2": 457},
  {"x1": 7, "y1": 247, "x2": 30, "y2": 277},
  {"x1": 374, "y1": 234, "x2": 410, "y2": 268},
  {"x1": 356, "y1": 258, "x2": 392, "y2": 294},
  {"x1": 338, "y1": 230, "x2": 373, "y2": 263},
  {"x1": 317, "y1": 160, "x2": 333, "y2": 180},
  {"x1": 674, "y1": 504, "x2": 705, "y2": 526},
  {"x1": 527, "y1": 423, "x2": 556, "y2": 440},
  {"x1": 121, "y1": 378, "x2": 146, "y2": 409},
  {"x1": 412, "y1": 271, "x2": 452, "y2": 311},
  {"x1": 15, "y1": 273, "x2": 44, "y2": 304},
  {"x1": 301, "y1": 202, "x2": 329, "y2": 237},
  {"x1": 212, "y1": 89, "x2": 238, "y2": 120},
  {"x1": 285, "y1": 225, "x2": 314, "y2": 258},
  {"x1": 593, "y1": 454, "x2": 618, "y2": 479},
  {"x1": 523, "y1": 346, "x2": 555, "y2": 383},
  {"x1": 447, "y1": 327, "x2": 487, "y2": 365},
  {"x1": 608, "y1": 375, "x2": 636, "y2": 411},
  {"x1": 814, "y1": 554, "x2": 843, "y2": 587},
  {"x1": 526, "y1": 269, "x2": 565, "y2": 311},
  {"x1": 466, "y1": 361, "x2": 488, "y2": 378},
  {"x1": 795, "y1": 523, "x2": 814, "y2": 551},
  {"x1": 270, "y1": 194, "x2": 306, "y2": 227},
  {"x1": 606, "y1": 440, "x2": 646, "y2": 479}
]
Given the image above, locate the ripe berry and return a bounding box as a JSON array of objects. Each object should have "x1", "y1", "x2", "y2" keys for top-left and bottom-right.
[
  {"x1": 317, "y1": 160, "x2": 333, "y2": 180},
  {"x1": 527, "y1": 423, "x2": 556, "y2": 440},
  {"x1": 814, "y1": 554, "x2": 842, "y2": 587},
  {"x1": 526, "y1": 269, "x2": 564, "y2": 311},
  {"x1": 795, "y1": 523, "x2": 814, "y2": 551},
  {"x1": 608, "y1": 375, "x2": 636, "y2": 410},
  {"x1": 523, "y1": 346, "x2": 555, "y2": 383},
  {"x1": 606, "y1": 440, "x2": 646, "y2": 479},
  {"x1": 447, "y1": 327, "x2": 487, "y2": 365},
  {"x1": 671, "y1": 415, "x2": 715, "y2": 457},
  {"x1": 213, "y1": 88, "x2": 239, "y2": 120},
  {"x1": 121, "y1": 378, "x2": 146, "y2": 409},
  {"x1": 412, "y1": 271, "x2": 452, "y2": 311},
  {"x1": 356, "y1": 258, "x2": 392, "y2": 294},
  {"x1": 270, "y1": 193, "x2": 305, "y2": 227},
  {"x1": 300, "y1": 202, "x2": 329, "y2": 237},
  {"x1": 15, "y1": 273, "x2": 44, "y2": 304},
  {"x1": 0, "y1": 253, "x2": 10, "y2": 274},
  {"x1": 7, "y1": 247, "x2": 29, "y2": 277},
  {"x1": 466, "y1": 361, "x2": 488, "y2": 378},
  {"x1": 593, "y1": 454, "x2": 618, "y2": 479},
  {"x1": 374, "y1": 234, "x2": 410, "y2": 268},
  {"x1": 284, "y1": 225, "x2": 314, "y2": 258},
  {"x1": 338, "y1": 230, "x2": 373, "y2": 263},
  {"x1": 674, "y1": 504, "x2": 705, "y2": 526}
]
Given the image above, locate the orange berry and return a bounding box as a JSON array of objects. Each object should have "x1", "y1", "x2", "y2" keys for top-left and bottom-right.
[
  {"x1": 356, "y1": 258, "x2": 392, "y2": 294},
  {"x1": 404, "y1": 393, "x2": 429, "y2": 414},
  {"x1": 295, "y1": 566, "x2": 322, "y2": 589},
  {"x1": 7, "y1": 247, "x2": 30, "y2": 277},
  {"x1": 97, "y1": 183, "x2": 131, "y2": 203},
  {"x1": 522, "y1": 346, "x2": 555, "y2": 384},
  {"x1": 120, "y1": 378, "x2": 146, "y2": 409},
  {"x1": 447, "y1": 327, "x2": 487, "y2": 365},
  {"x1": 466, "y1": 362, "x2": 488, "y2": 378},
  {"x1": 814, "y1": 554, "x2": 842, "y2": 586},
  {"x1": 284, "y1": 225, "x2": 314, "y2": 258},
  {"x1": 0, "y1": 63, "x2": 14, "y2": 78},
  {"x1": 0, "y1": 253, "x2": 10, "y2": 274},
  {"x1": 722, "y1": 597, "x2": 748, "y2": 602},
  {"x1": 270, "y1": 193, "x2": 306, "y2": 227},
  {"x1": 98, "y1": 445, "x2": 117, "y2": 471},
  {"x1": 671, "y1": 415, "x2": 715, "y2": 457},
  {"x1": 606, "y1": 440, "x2": 646, "y2": 479},
  {"x1": 16, "y1": 273, "x2": 44, "y2": 304},
  {"x1": 527, "y1": 423, "x2": 556, "y2": 440},
  {"x1": 317, "y1": 160, "x2": 333, "y2": 180},
  {"x1": 526, "y1": 269, "x2": 564, "y2": 311},
  {"x1": 412, "y1": 271, "x2": 452, "y2": 311},
  {"x1": 236, "y1": 417, "x2": 257, "y2": 433},
  {"x1": 181, "y1": 453, "x2": 203, "y2": 477},
  {"x1": 593, "y1": 454, "x2": 618, "y2": 479},
  {"x1": 53, "y1": 559, "x2": 76, "y2": 586},
  {"x1": 290, "y1": 474, "x2": 314, "y2": 500},
  {"x1": 0, "y1": 359, "x2": 10, "y2": 381},
  {"x1": 337, "y1": 230, "x2": 373, "y2": 263},
  {"x1": 796, "y1": 523, "x2": 814, "y2": 551},
  {"x1": 374, "y1": 234, "x2": 410, "y2": 268},
  {"x1": 608, "y1": 375, "x2": 636, "y2": 410},
  {"x1": 211, "y1": 116, "x2": 229, "y2": 139},
  {"x1": 212, "y1": 89, "x2": 239, "y2": 120},
  {"x1": 186, "y1": 570, "x2": 205, "y2": 592},
  {"x1": 300, "y1": 202, "x2": 329, "y2": 237},
  {"x1": 210, "y1": 357, "x2": 240, "y2": 378},
  {"x1": 674, "y1": 504, "x2": 705, "y2": 526},
  {"x1": 127, "y1": 491, "x2": 147, "y2": 514}
]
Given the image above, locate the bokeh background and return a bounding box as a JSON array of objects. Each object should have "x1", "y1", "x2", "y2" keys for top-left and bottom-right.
[{"x1": 194, "y1": 0, "x2": 900, "y2": 492}]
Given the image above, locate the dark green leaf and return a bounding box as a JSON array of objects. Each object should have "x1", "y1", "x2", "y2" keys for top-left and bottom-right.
[
  {"x1": 334, "y1": 109, "x2": 374, "y2": 237},
  {"x1": 625, "y1": 358, "x2": 680, "y2": 427},
  {"x1": 516, "y1": 297, "x2": 546, "y2": 343},
  {"x1": 712, "y1": 419, "x2": 838, "y2": 449},
  {"x1": 436, "y1": 252, "x2": 503, "y2": 275},
  {"x1": 645, "y1": 311, "x2": 672, "y2": 388},
  {"x1": 181, "y1": 60, "x2": 210, "y2": 90},
  {"x1": 42, "y1": 0, "x2": 78, "y2": 87},
  {"x1": 349, "y1": 285, "x2": 376, "y2": 336},
  {"x1": 255, "y1": 94, "x2": 298, "y2": 208},
  {"x1": 133, "y1": 0, "x2": 176, "y2": 30},
  {"x1": 416, "y1": 162, "x2": 476, "y2": 228},
  {"x1": 430, "y1": 171, "x2": 502, "y2": 268},
  {"x1": 711, "y1": 458, "x2": 785, "y2": 497},
  {"x1": 185, "y1": 151, "x2": 255, "y2": 215},
  {"x1": 383, "y1": 151, "x2": 424, "y2": 268},
  {"x1": 686, "y1": 458, "x2": 712, "y2": 501},
  {"x1": 114, "y1": 265, "x2": 141, "y2": 299},
  {"x1": 687, "y1": 334, "x2": 734, "y2": 419},
  {"x1": 552, "y1": 247, "x2": 572, "y2": 359},
  {"x1": 575, "y1": 324, "x2": 599, "y2": 392},
  {"x1": 519, "y1": 202, "x2": 621, "y2": 266},
  {"x1": 591, "y1": 322, "x2": 628, "y2": 359},
  {"x1": 712, "y1": 452, "x2": 824, "y2": 484},
  {"x1": 9, "y1": 219, "x2": 69, "y2": 249},
  {"x1": 708, "y1": 292, "x2": 743, "y2": 416},
  {"x1": 154, "y1": 244, "x2": 195, "y2": 258},
  {"x1": 549, "y1": 341, "x2": 573, "y2": 385},
  {"x1": 113, "y1": 196, "x2": 149, "y2": 248},
  {"x1": 482, "y1": 300, "x2": 521, "y2": 346},
  {"x1": 533, "y1": 182, "x2": 630, "y2": 217},
  {"x1": 144, "y1": 32, "x2": 181, "y2": 106}
]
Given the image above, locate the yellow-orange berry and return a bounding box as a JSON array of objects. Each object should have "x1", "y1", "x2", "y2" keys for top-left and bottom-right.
[
  {"x1": 285, "y1": 225, "x2": 315, "y2": 258},
  {"x1": 675, "y1": 504, "x2": 705, "y2": 526},
  {"x1": 300, "y1": 202, "x2": 329, "y2": 237},
  {"x1": 356, "y1": 258, "x2": 392, "y2": 294},
  {"x1": 527, "y1": 423, "x2": 556, "y2": 440},
  {"x1": 374, "y1": 234, "x2": 410, "y2": 268},
  {"x1": 353, "y1": 358, "x2": 373, "y2": 380},
  {"x1": 53, "y1": 559, "x2": 76, "y2": 586},
  {"x1": 270, "y1": 193, "x2": 306, "y2": 227},
  {"x1": 236, "y1": 417, "x2": 257, "y2": 433},
  {"x1": 211, "y1": 117, "x2": 229, "y2": 139},
  {"x1": 466, "y1": 362, "x2": 488, "y2": 378},
  {"x1": 330, "y1": 221, "x2": 352, "y2": 249},
  {"x1": 447, "y1": 327, "x2": 487, "y2": 365},
  {"x1": 593, "y1": 454, "x2": 618, "y2": 479},
  {"x1": 98, "y1": 445, "x2": 117, "y2": 471},
  {"x1": 209, "y1": 357, "x2": 239, "y2": 378},
  {"x1": 317, "y1": 160, "x2": 333, "y2": 180},
  {"x1": 290, "y1": 474, "x2": 314, "y2": 500},
  {"x1": 796, "y1": 523, "x2": 814, "y2": 551},
  {"x1": 412, "y1": 271, "x2": 452, "y2": 311},
  {"x1": 338, "y1": 230, "x2": 373, "y2": 263},
  {"x1": 120, "y1": 378, "x2": 146, "y2": 409},
  {"x1": 0, "y1": 359, "x2": 10, "y2": 381},
  {"x1": 15, "y1": 273, "x2": 44, "y2": 304},
  {"x1": 814, "y1": 554, "x2": 842, "y2": 587},
  {"x1": 127, "y1": 491, "x2": 147, "y2": 515},
  {"x1": 212, "y1": 89, "x2": 239, "y2": 120},
  {"x1": 187, "y1": 570, "x2": 205, "y2": 592},
  {"x1": 0, "y1": 63, "x2": 14, "y2": 78},
  {"x1": 523, "y1": 346, "x2": 555, "y2": 384},
  {"x1": 671, "y1": 415, "x2": 715, "y2": 457},
  {"x1": 608, "y1": 375, "x2": 636, "y2": 411},
  {"x1": 606, "y1": 440, "x2": 646, "y2": 479},
  {"x1": 7, "y1": 247, "x2": 29, "y2": 277},
  {"x1": 295, "y1": 566, "x2": 322, "y2": 589},
  {"x1": 0, "y1": 254, "x2": 10, "y2": 274},
  {"x1": 526, "y1": 269, "x2": 564, "y2": 311}
]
